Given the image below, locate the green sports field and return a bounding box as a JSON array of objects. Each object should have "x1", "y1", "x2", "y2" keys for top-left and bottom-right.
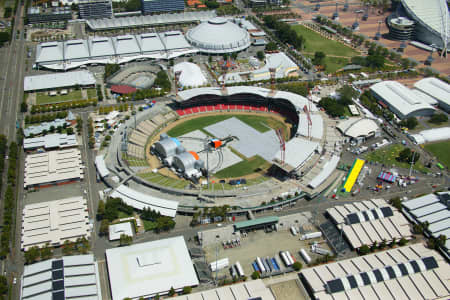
[
  {"x1": 36, "y1": 90, "x2": 83, "y2": 105},
  {"x1": 424, "y1": 140, "x2": 450, "y2": 168}
]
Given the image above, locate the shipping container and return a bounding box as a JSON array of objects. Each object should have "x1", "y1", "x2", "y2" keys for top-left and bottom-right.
[
  {"x1": 300, "y1": 232, "x2": 322, "y2": 240},
  {"x1": 312, "y1": 246, "x2": 332, "y2": 256}
]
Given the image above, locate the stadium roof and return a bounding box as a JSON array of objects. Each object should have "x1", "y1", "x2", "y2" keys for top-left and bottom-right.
[
  {"x1": 308, "y1": 155, "x2": 340, "y2": 189},
  {"x1": 174, "y1": 62, "x2": 207, "y2": 87},
  {"x1": 113, "y1": 35, "x2": 141, "y2": 55},
  {"x1": 21, "y1": 255, "x2": 101, "y2": 300},
  {"x1": 24, "y1": 70, "x2": 96, "y2": 91},
  {"x1": 23, "y1": 133, "x2": 77, "y2": 150},
  {"x1": 337, "y1": 118, "x2": 379, "y2": 139},
  {"x1": 300, "y1": 243, "x2": 450, "y2": 300},
  {"x1": 64, "y1": 39, "x2": 90, "y2": 61},
  {"x1": 414, "y1": 77, "x2": 450, "y2": 108},
  {"x1": 160, "y1": 31, "x2": 192, "y2": 50},
  {"x1": 409, "y1": 127, "x2": 450, "y2": 144},
  {"x1": 36, "y1": 42, "x2": 63, "y2": 63},
  {"x1": 401, "y1": 0, "x2": 450, "y2": 48},
  {"x1": 106, "y1": 236, "x2": 199, "y2": 300},
  {"x1": 86, "y1": 11, "x2": 216, "y2": 30},
  {"x1": 370, "y1": 81, "x2": 435, "y2": 119},
  {"x1": 186, "y1": 17, "x2": 251, "y2": 53},
  {"x1": 110, "y1": 184, "x2": 178, "y2": 217}
]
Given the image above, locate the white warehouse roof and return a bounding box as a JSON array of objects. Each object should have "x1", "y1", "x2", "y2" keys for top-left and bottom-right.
[
  {"x1": 21, "y1": 255, "x2": 101, "y2": 300},
  {"x1": 106, "y1": 236, "x2": 199, "y2": 300},
  {"x1": 414, "y1": 77, "x2": 450, "y2": 110},
  {"x1": 370, "y1": 81, "x2": 435, "y2": 119},
  {"x1": 23, "y1": 133, "x2": 78, "y2": 150},
  {"x1": 337, "y1": 118, "x2": 379, "y2": 139},
  {"x1": 186, "y1": 17, "x2": 251, "y2": 53},
  {"x1": 110, "y1": 184, "x2": 178, "y2": 217},
  {"x1": 95, "y1": 155, "x2": 110, "y2": 178},
  {"x1": 109, "y1": 222, "x2": 133, "y2": 241},
  {"x1": 24, "y1": 70, "x2": 96, "y2": 91},
  {"x1": 174, "y1": 62, "x2": 207, "y2": 87},
  {"x1": 410, "y1": 127, "x2": 450, "y2": 144}
]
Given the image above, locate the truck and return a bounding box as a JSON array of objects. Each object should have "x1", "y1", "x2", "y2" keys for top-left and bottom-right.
[
  {"x1": 256, "y1": 257, "x2": 266, "y2": 273},
  {"x1": 290, "y1": 226, "x2": 298, "y2": 236},
  {"x1": 235, "y1": 261, "x2": 245, "y2": 277},
  {"x1": 311, "y1": 245, "x2": 332, "y2": 256},
  {"x1": 299, "y1": 248, "x2": 311, "y2": 264},
  {"x1": 300, "y1": 232, "x2": 322, "y2": 240},
  {"x1": 210, "y1": 258, "x2": 229, "y2": 272},
  {"x1": 279, "y1": 251, "x2": 291, "y2": 267},
  {"x1": 285, "y1": 251, "x2": 295, "y2": 265}
]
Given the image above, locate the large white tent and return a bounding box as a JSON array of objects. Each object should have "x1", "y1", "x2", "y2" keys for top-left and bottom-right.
[
  {"x1": 174, "y1": 62, "x2": 207, "y2": 87},
  {"x1": 410, "y1": 127, "x2": 450, "y2": 144}
]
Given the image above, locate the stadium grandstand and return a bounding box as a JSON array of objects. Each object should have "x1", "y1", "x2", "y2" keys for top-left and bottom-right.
[
  {"x1": 175, "y1": 86, "x2": 324, "y2": 176},
  {"x1": 388, "y1": 0, "x2": 450, "y2": 51},
  {"x1": 107, "y1": 64, "x2": 160, "y2": 89}
]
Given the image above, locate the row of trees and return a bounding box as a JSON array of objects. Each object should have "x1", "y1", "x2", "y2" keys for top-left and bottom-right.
[
  {"x1": 0, "y1": 141, "x2": 18, "y2": 258},
  {"x1": 24, "y1": 243, "x2": 53, "y2": 264},
  {"x1": 358, "y1": 237, "x2": 409, "y2": 255},
  {"x1": 96, "y1": 84, "x2": 103, "y2": 101},
  {"x1": 30, "y1": 99, "x2": 97, "y2": 114},
  {"x1": 24, "y1": 111, "x2": 68, "y2": 124},
  {"x1": 263, "y1": 15, "x2": 305, "y2": 50},
  {"x1": 98, "y1": 103, "x2": 131, "y2": 115},
  {"x1": 87, "y1": 117, "x2": 95, "y2": 148}
]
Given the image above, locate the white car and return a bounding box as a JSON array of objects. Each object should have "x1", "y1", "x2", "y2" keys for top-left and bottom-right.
[{"x1": 13, "y1": 277, "x2": 17, "y2": 284}]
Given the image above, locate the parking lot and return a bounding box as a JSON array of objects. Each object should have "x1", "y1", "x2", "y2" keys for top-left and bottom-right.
[{"x1": 203, "y1": 226, "x2": 332, "y2": 280}]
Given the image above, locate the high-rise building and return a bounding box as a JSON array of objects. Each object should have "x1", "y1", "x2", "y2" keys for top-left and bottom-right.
[
  {"x1": 79, "y1": 0, "x2": 113, "y2": 19},
  {"x1": 27, "y1": 6, "x2": 72, "y2": 24},
  {"x1": 141, "y1": 0, "x2": 185, "y2": 14}
]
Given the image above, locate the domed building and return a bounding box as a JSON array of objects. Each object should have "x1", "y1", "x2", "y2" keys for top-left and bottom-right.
[{"x1": 186, "y1": 17, "x2": 251, "y2": 54}]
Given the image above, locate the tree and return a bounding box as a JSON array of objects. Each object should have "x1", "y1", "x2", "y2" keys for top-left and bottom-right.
[
  {"x1": 21, "y1": 102, "x2": 27, "y2": 112},
  {"x1": 205, "y1": 0, "x2": 219, "y2": 9},
  {"x1": 390, "y1": 237, "x2": 397, "y2": 248},
  {"x1": 251, "y1": 271, "x2": 260, "y2": 279},
  {"x1": 99, "y1": 219, "x2": 109, "y2": 236},
  {"x1": 154, "y1": 294, "x2": 160, "y2": 300},
  {"x1": 400, "y1": 117, "x2": 418, "y2": 130},
  {"x1": 0, "y1": 275, "x2": 7, "y2": 295},
  {"x1": 120, "y1": 234, "x2": 133, "y2": 246},
  {"x1": 183, "y1": 286, "x2": 192, "y2": 294},
  {"x1": 389, "y1": 197, "x2": 402, "y2": 210},
  {"x1": 266, "y1": 42, "x2": 277, "y2": 51},
  {"x1": 24, "y1": 246, "x2": 40, "y2": 264},
  {"x1": 256, "y1": 50, "x2": 265, "y2": 61},
  {"x1": 429, "y1": 113, "x2": 448, "y2": 124},
  {"x1": 398, "y1": 237, "x2": 408, "y2": 246},
  {"x1": 338, "y1": 85, "x2": 358, "y2": 105},
  {"x1": 0, "y1": 32, "x2": 10, "y2": 47},
  {"x1": 62, "y1": 240, "x2": 74, "y2": 255},
  {"x1": 379, "y1": 239, "x2": 387, "y2": 249},
  {"x1": 168, "y1": 286, "x2": 176, "y2": 297},
  {"x1": 359, "y1": 244, "x2": 370, "y2": 255},
  {"x1": 40, "y1": 244, "x2": 53, "y2": 260},
  {"x1": 313, "y1": 51, "x2": 326, "y2": 66},
  {"x1": 66, "y1": 127, "x2": 74, "y2": 135},
  {"x1": 292, "y1": 261, "x2": 302, "y2": 271},
  {"x1": 97, "y1": 200, "x2": 105, "y2": 220}
]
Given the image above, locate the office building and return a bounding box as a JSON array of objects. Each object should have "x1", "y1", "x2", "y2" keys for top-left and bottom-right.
[
  {"x1": 79, "y1": 0, "x2": 113, "y2": 19},
  {"x1": 141, "y1": 0, "x2": 185, "y2": 14}
]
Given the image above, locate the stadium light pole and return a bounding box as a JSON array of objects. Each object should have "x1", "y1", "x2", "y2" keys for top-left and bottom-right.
[
  {"x1": 215, "y1": 234, "x2": 220, "y2": 286},
  {"x1": 174, "y1": 70, "x2": 182, "y2": 97}
]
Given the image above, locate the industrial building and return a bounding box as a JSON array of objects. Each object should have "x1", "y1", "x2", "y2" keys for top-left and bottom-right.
[
  {"x1": 78, "y1": 0, "x2": 113, "y2": 19},
  {"x1": 186, "y1": 17, "x2": 251, "y2": 54},
  {"x1": 26, "y1": 6, "x2": 72, "y2": 24},
  {"x1": 141, "y1": 0, "x2": 185, "y2": 14},
  {"x1": 110, "y1": 184, "x2": 178, "y2": 217},
  {"x1": 86, "y1": 10, "x2": 216, "y2": 31},
  {"x1": 105, "y1": 236, "x2": 199, "y2": 299},
  {"x1": 174, "y1": 62, "x2": 208, "y2": 87},
  {"x1": 414, "y1": 77, "x2": 450, "y2": 112},
  {"x1": 24, "y1": 70, "x2": 96, "y2": 92},
  {"x1": 24, "y1": 118, "x2": 70, "y2": 137},
  {"x1": 23, "y1": 133, "x2": 78, "y2": 151},
  {"x1": 337, "y1": 118, "x2": 379, "y2": 141},
  {"x1": 20, "y1": 255, "x2": 102, "y2": 300},
  {"x1": 173, "y1": 279, "x2": 275, "y2": 300},
  {"x1": 299, "y1": 243, "x2": 450, "y2": 300},
  {"x1": 21, "y1": 196, "x2": 90, "y2": 250},
  {"x1": 24, "y1": 148, "x2": 84, "y2": 188},
  {"x1": 109, "y1": 222, "x2": 134, "y2": 241},
  {"x1": 326, "y1": 199, "x2": 413, "y2": 250},
  {"x1": 370, "y1": 81, "x2": 435, "y2": 119},
  {"x1": 35, "y1": 31, "x2": 195, "y2": 70},
  {"x1": 389, "y1": 0, "x2": 450, "y2": 50},
  {"x1": 402, "y1": 192, "x2": 450, "y2": 259}
]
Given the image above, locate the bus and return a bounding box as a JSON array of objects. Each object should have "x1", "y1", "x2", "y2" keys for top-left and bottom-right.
[{"x1": 436, "y1": 163, "x2": 444, "y2": 170}]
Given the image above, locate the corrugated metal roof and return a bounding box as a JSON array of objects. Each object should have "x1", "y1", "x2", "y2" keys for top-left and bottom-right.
[
  {"x1": 410, "y1": 202, "x2": 447, "y2": 218},
  {"x1": 24, "y1": 71, "x2": 96, "y2": 91},
  {"x1": 402, "y1": 194, "x2": 440, "y2": 210},
  {"x1": 234, "y1": 216, "x2": 279, "y2": 230},
  {"x1": 414, "y1": 77, "x2": 450, "y2": 106}
]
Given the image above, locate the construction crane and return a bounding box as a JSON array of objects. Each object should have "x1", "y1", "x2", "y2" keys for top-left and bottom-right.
[
  {"x1": 276, "y1": 128, "x2": 285, "y2": 166},
  {"x1": 303, "y1": 105, "x2": 312, "y2": 140}
]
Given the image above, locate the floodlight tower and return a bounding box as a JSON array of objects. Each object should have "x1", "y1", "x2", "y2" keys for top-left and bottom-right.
[
  {"x1": 269, "y1": 67, "x2": 276, "y2": 93},
  {"x1": 303, "y1": 104, "x2": 312, "y2": 140},
  {"x1": 276, "y1": 128, "x2": 285, "y2": 166},
  {"x1": 174, "y1": 70, "x2": 182, "y2": 96},
  {"x1": 375, "y1": 20, "x2": 382, "y2": 40},
  {"x1": 343, "y1": 0, "x2": 349, "y2": 12},
  {"x1": 352, "y1": 12, "x2": 360, "y2": 31},
  {"x1": 425, "y1": 45, "x2": 436, "y2": 66},
  {"x1": 332, "y1": 3, "x2": 339, "y2": 21}
]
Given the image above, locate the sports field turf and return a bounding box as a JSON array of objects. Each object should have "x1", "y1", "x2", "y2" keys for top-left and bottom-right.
[
  {"x1": 167, "y1": 114, "x2": 287, "y2": 137},
  {"x1": 292, "y1": 25, "x2": 359, "y2": 57},
  {"x1": 364, "y1": 144, "x2": 429, "y2": 173},
  {"x1": 214, "y1": 155, "x2": 270, "y2": 178},
  {"x1": 36, "y1": 90, "x2": 83, "y2": 105},
  {"x1": 424, "y1": 140, "x2": 450, "y2": 167}
]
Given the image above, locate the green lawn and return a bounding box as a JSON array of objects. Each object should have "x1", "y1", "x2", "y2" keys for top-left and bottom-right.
[
  {"x1": 143, "y1": 220, "x2": 157, "y2": 231},
  {"x1": 36, "y1": 90, "x2": 83, "y2": 105},
  {"x1": 292, "y1": 25, "x2": 359, "y2": 57},
  {"x1": 424, "y1": 140, "x2": 450, "y2": 168},
  {"x1": 364, "y1": 144, "x2": 429, "y2": 173},
  {"x1": 214, "y1": 155, "x2": 270, "y2": 178},
  {"x1": 117, "y1": 211, "x2": 133, "y2": 219},
  {"x1": 138, "y1": 172, "x2": 189, "y2": 189},
  {"x1": 122, "y1": 153, "x2": 149, "y2": 167},
  {"x1": 86, "y1": 88, "x2": 97, "y2": 99}
]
